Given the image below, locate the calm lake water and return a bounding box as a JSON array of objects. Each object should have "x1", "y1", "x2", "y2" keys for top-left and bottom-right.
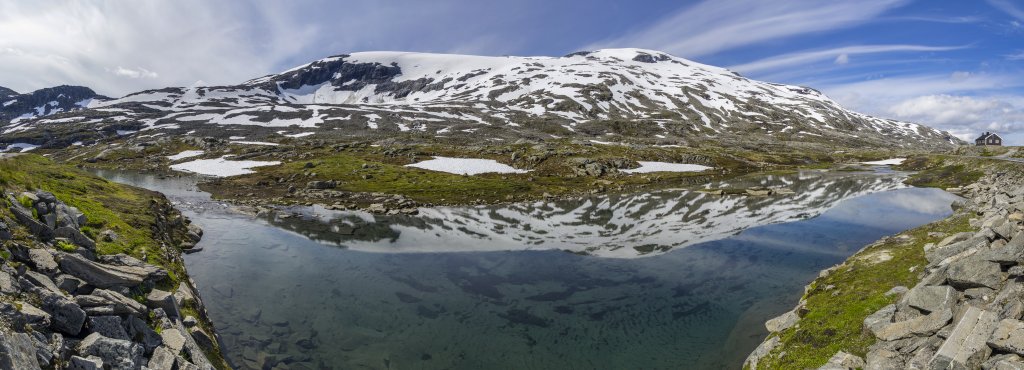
[{"x1": 92, "y1": 169, "x2": 959, "y2": 370}]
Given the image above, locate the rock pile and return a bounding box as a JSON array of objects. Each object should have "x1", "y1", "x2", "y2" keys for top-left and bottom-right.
[
  {"x1": 0, "y1": 190, "x2": 221, "y2": 369},
  {"x1": 747, "y1": 169, "x2": 1024, "y2": 369}
]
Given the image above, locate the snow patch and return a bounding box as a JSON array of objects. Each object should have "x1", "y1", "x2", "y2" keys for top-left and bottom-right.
[
  {"x1": 170, "y1": 156, "x2": 281, "y2": 177},
  {"x1": 166, "y1": 150, "x2": 205, "y2": 161},
  {"x1": 406, "y1": 156, "x2": 529, "y2": 175},
  {"x1": 860, "y1": 158, "x2": 906, "y2": 166}
]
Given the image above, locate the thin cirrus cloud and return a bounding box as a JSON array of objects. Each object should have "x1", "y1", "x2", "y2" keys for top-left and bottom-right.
[
  {"x1": 585, "y1": 0, "x2": 910, "y2": 59},
  {"x1": 988, "y1": 0, "x2": 1024, "y2": 20},
  {"x1": 728, "y1": 44, "x2": 968, "y2": 75}
]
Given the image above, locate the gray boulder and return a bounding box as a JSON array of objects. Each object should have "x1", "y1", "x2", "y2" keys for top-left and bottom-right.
[
  {"x1": 0, "y1": 269, "x2": 18, "y2": 294},
  {"x1": 873, "y1": 308, "x2": 952, "y2": 341},
  {"x1": 817, "y1": 350, "x2": 865, "y2": 370},
  {"x1": 765, "y1": 310, "x2": 799, "y2": 333},
  {"x1": 947, "y1": 256, "x2": 1003, "y2": 290},
  {"x1": 989, "y1": 319, "x2": 1024, "y2": 355},
  {"x1": 18, "y1": 303, "x2": 51, "y2": 331},
  {"x1": 87, "y1": 316, "x2": 129, "y2": 341},
  {"x1": 26, "y1": 248, "x2": 57, "y2": 272},
  {"x1": 67, "y1": 355, "x2": 103, "y2": 370},
  {"x1": 38, "y1": 290, "x2": 86, "y2": 335},
  {"x1": 76, "y1": 333, "x2": 144, "y2": 370},
  {"x1": 22, "y1": 270, "x2": 62, "y2": 294},
  {"x1": 147, "y1": 346, "x2": 176, "y2": 370},
  {"x1": 146, "y1": 289, "x2": 180, "y2": 318},
  {"x1": 930, "y1": 306, "x2": 998, "y2": 369},
  {"x1": 903, "y1": 285, "x2": 956, "y2": 313},
  {"x1": 864, "y1": 304, "x2": 896, "y2": 335},
  {"x1": 75, "y1": 289, "x2": 148, "y2": 317},
  {"x1": 55, "y1": 274, "x2": 83, "y2": 294},
  {"x1": 57, "y1": 253, "x2": 149, "y2": 288},
  {"x1": 54, "y1": 227, "x2": 95, "y2": 250},
  {"x1": 9, "y1": 205, "x2": 53, "y2": 241},
  {"x1": 0, "y1": 331, "x2": 41, "y2": 370},
  {"x1": 125, "y1": 315, "x2": 163, "y2": 353}
]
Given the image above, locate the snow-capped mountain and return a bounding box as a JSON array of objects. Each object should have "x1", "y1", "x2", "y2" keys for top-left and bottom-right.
[
  {"x1": 1, "y1": 49, "x2": 959, "y2": 148},
  {"x1": 0, "y1": 85, "x2": 108, "y2": 122}
]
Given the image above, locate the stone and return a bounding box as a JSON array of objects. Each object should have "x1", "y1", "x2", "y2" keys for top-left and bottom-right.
[
  {"x1": 189, "y1": 326, "x2": 216, "y2": 352},
  {"x1": 864, "y1": 304, "x2": 897, "y2": 335},
  {"x1": 125, "y1": 315, "x2": 162, "y2": 353},
  {"x1": 183, "y1": 315, "x2": 198, "y2": 328},
  {"x1": 0, "y1": 269, "x2": 18, "y2": 294},
  {"x1": 874, "y1": 308, "x2": 952, "y2": 341},
  {"x1": 306, "y1": 180, "x2": 337, "y2": 189},
  {"x1": 22, "y1": 270, "x2": 61, "y2": 294},
  {"x1": 147, "y1": 346, "x2": 176, "y2": 370},
  {"x1": 55, "y1": 274, "x2": 83, "y2": 294},
  {"x1": 38, "y1": 290, "x2": 85, "y2": 335},
  {"x1": 19, "y1": 302, "x2": 51, "y2": 330},
  {"x1": 903, "y1": 285, "x2": 956, "y2": 313},
  {"x1": 0, "y1": 219, "x2": 11, "y2": 241},
  {"x1": 743, "y1": 335, "x2": 778, "y2": 370},
  {"x1": 76, "y1": 333, "x2": 144, "y2": 370},
  {"x1": 930, "y1": 306, "x2": 999, "y2": 370},
  {"x1": 146, "y1": 289, "x2": 180, "y2": 318},
  {"x1": 989, "y1": 319, "x2": 1024, "y2": 355},
  {"x1": 982, "y1": 354, "x2": 1024, "y2": 370},
  {"x1": 865, "y1": 348, "x2": 904, "y2": 370},
  {"x1": 9, "y1": 205, "x2": 53, "y2": 241},
  {"x1": 927, "y1": 236, "x2": 990, "y2": 266},
  {"x1": 0, "y1": 331, "x2": 41, "y2": 370},
  {"x1": 947, "y1": 256, "x2": 1003, "y2": 290},
  {"x1": 817, "y1": 351, "x2": 865, "y2": 370},
  {"x1": 995, "y1": 222, "x2": 1017, "y2": 241},
  {"x1": 75, "y1": 289, "x2": 148, "y2": 317},
  {"x1": 67, "y1": 355, "x2": 103, "y2": 370},
  {"x1": 57, "y1": 253, "x2": 149, "y2": 289},
  {"x1": 54, "y1": 227, "x2": 95, "y2": 250},
  {"x1": 765, "y1": 310, "x2": 799, "y2": 333},
  {"x1": 174, "y1": 283, "x2": 196, "y2": 308},
  {"x1": 26, "y1": 248, "x2": 57, "y2": 272},
  {"x1": 87, "y1": 316, "x2": 129, "y2": 341}
]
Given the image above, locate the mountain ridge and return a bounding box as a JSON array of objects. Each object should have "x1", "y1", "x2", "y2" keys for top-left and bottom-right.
[{"x1": 1, "y1": 48, "x2": 960, "y2": 149}]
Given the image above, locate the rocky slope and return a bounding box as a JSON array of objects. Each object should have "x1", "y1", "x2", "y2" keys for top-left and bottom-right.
[
  {"x1": 0, "y1": 155, "x2": 228, "y2": 369},
  {"x1": 0, "y1": 85, "x2": 108, "y2": 122},
  {"x1": 1, "y1": 49, "x2": 959, "y2": 150},
  {"x1": 745, "y1": 160, "x2": 1024, "y2": 369}
]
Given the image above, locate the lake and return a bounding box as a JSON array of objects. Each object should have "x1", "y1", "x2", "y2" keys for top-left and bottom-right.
[{"x1": 91, "y1": 169, "x2": 959, "y2": 370}]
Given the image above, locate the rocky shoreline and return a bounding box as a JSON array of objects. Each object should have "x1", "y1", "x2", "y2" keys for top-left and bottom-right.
[
  {"x1": 0, "y1": 189, "x2": 227, "y2": 369},
  {"x1": 745, "y1": 164, "x2": 1024, "y2": 369}
]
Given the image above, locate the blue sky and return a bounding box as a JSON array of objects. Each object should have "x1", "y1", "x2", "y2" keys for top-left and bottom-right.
[{"x1": 1, "y1": 0, "x2": 1022, "y2": 142}]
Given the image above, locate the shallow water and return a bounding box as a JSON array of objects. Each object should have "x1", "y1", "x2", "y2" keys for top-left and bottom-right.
[{"x1": 91, "y1": 169, "x2": 959, "y2": 369}]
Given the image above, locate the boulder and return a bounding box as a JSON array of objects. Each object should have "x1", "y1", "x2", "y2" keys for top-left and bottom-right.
[
  {"x1": 26, "y1": 248, "x2": 57, "y2": 272},
  {"x1": 57, "y1": 253, "x2": 149, "y2": 288},
  {"x1": 19, "y1": 302, "x2": 51, "y2": 331},
  {"x1": 87, "y1": 316, "x2": 129, "y2": 341},
  {"x1": 306, "y1": 180, "x2": 337, "y2": 190},
  {"x1": 873, "y1": 308, "x2": 952, "y2": 341},
  {"x1": 817, "y1": 351, "x2": 865, "y2": 370},
  {"x1": 929, "y1": 306, "x2": 998, "y2": 369},
  {"x1": 903, "y1": 285, "x2": 956, "y2": 313},
  {"x1": 75, "y1": 289, "x2": 148, "y2": 317},
  {"x1": 743, "y1": 335, "x2": 779, "y2": 370},
  {"x1": 161, "y1": 328, "x2": 187, "y2": 355},
  {"x1": 765, "y1": 310, "x2": 799, "y2": 333},
  {"x1": 55, "y1": 274, "x2": 83, "y2": 294},
  {"x1": 76, "y1": 333, "x2": 144, "y2": 370},
  {"x1": 989, "y1": 319, "x2": 1024, "y2": 355},
  {"x1": 38, "y1": 290, "x2": 86, "y2": 335},
  {"x1": 0, "y1": 269, "x2": 18, "y2": 294},
  {"x1": 188, "y1": 326, "x2": 216, "y2": 353},
  {"x1": 864, "y1": 304, "x2": 896, "y2": 335},
  {"x1": 54, "y1": 227, "x2": 95, "y2": 250},
  {"x1": 125, "y1": 315, "x2": 162, "y2": 353},
  {"x1": 0, "y1": 219, "x2": 11, "y2": 240},
  {"x1": 146, "y1": 289, "x2": 180, "y2": 318},
  {"x1": 0, "y1": 331, "x2": 41, "y2": 370},
  {"x1": 946, "y1": 256, "x2": 1003, "y2": 290},
  {"x1": 147, "y1": 346, "x2": 176, "y2": 370},
  {"x1": 21, "y1": 270, "x2": 62, "y2": 294},
  {"x1": 9, "y1": 206, "x2": 53, "y2": 241},
  {"x1": 67, "y1": 355, "x2": 103, "y2": 370},
  {"x1": 981, "y1": 354, "x2": 1024, "y2": 370}
]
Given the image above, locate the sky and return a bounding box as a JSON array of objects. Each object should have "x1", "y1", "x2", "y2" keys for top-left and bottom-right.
[{"x1": 0, "y1": 0, "x2": 1022, "y2": 143}]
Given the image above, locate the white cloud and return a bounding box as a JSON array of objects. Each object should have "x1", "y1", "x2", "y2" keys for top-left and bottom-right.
[
  {"x1": 1007, "y1": 51, "x2": 1024, "y2": 60},
  {"x1": 109, "y1": 67, "x2": 158, "y2": 79},
  {"x1": 885, "y1": 95, "x2": 1024, "y2": 141},
  {"x1": 989, "y1": 0, "x2": 1024, "y2": 20},
  {"x1": 585, "y1": 0, "x2": 909, "y2": 58},
  {"x1": 730, "y1": 44, "x2": 964, "y2": 74}
]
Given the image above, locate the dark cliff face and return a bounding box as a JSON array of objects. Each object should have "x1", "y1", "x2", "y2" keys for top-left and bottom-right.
[
  {"x1": 0, "y1": 86, "x2": 17, "y2": 98},
  {"x1": 264, "y1": 56, "x2": 453, "y2": 102},
  {"x1": 0, "y1": 85, "x2": 108, "y2": 122}
]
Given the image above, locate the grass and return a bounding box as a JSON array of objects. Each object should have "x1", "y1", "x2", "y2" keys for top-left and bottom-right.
[
  {"x1": 56, "y1": 240, "x2": 78, "y2": 252},
  {"x1": 899, "y1": 155, "x2": 985, "y2": 189},
  {"x1": 0, "y1": 154, "x2": 185, "y2": 284},
  {"x1": 755, "y1": 214, "x2": 974, "y2": 369}
]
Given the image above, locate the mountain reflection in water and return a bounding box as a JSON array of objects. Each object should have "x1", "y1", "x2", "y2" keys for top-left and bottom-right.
[{"x1": 265, "y1": 170, "x2": 911, "y2": 257}]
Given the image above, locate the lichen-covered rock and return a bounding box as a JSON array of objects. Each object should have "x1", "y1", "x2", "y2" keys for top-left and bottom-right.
[
  {"x1": 0, "y1": 331, "x2": 40, "y2": 370},
  {"x1": 930, "y1": 306, "x2": 998, "y2": 369},
  {"x1": 87, "y1": 316, "x2": 129, "y2": 341},
  {"x1": 76, "y1": 333, "x2": 144, "y2": 370},
  {"x1": 38, "y1": 290, "x2": 86, "y2": 335}
]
